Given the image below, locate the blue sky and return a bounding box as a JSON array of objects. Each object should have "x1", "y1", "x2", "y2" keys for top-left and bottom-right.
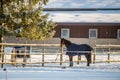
[{"x1": 44, "y1": 0, "x2": 120, "y2": 23}]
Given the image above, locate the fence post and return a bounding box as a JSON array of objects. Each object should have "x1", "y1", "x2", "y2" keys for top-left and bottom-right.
[
  {"x1": 108, "y1": 41, "x2": 110, "y2": 63},
  {"x1": 42, "y1": 53, "x2": 45, "y2": 66},
  {"x1": 11, "y1": 48, "x2": 16, "y2": 66},
  {"x1": 1, "y1": 37, "x2": 4, "y2": 68},
  {"x1": 42, "y1": 41, "x2": 45, "y2": 66},
  {"x1": 93, "y1": 41, "x2": 96, "y2": 64},
  {"x1": 23, "y1": 42, "x2": 27, "y2": 67},
  {"x1": 60, "y1": 46, "x2": 63, "y2": 65},
  {"x1": 77, "y1": 56, "x2": 81, "y2": 64}
]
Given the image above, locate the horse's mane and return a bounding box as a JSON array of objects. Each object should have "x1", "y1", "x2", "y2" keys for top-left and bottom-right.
[
  {"x1": 61, "y1": 38, "x2": 72, "y2": 48},
  {"x1": 64, "y1": 39, "x2": 71, "y2": 44}
]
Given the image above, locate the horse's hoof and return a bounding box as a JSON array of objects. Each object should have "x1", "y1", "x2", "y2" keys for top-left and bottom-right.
[
  {"x1": 69, "y1": 65, "x2": 73, "y2": 67},
  {"x1": 3, "y1": 68, "x2": 6, "y2": 71},
  {"x1": 61, "y1": 66, "x2": 66, "y2": 69}
]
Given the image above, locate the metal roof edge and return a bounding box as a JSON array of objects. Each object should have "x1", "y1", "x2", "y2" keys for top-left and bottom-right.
[
  {"x1": 55, "y1": 22, "x2": 120, "y2": 24},
  {"x1": 43, "y1": 8, "x2": 120, "y2": 11}
]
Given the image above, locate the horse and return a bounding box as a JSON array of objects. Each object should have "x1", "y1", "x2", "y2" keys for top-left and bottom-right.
[{"x1": 60, "y1": 38, "x2": 93, "y2": 67}]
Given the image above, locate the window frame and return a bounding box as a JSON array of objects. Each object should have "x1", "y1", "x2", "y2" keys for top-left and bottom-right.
[
  {"x1": 89, "y1": 29, "x2": 98, "y2": 39},
  {"x1": 61, "y1": 28, "x2": 70, "y2": 38},
  {"x1": 117, "y1": 29, "x2": 120, "y2": 39}
]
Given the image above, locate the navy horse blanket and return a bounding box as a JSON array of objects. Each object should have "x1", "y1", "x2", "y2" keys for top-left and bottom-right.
[{"x1": 66, "y1": 43, "x2": 93, "y2": 56}]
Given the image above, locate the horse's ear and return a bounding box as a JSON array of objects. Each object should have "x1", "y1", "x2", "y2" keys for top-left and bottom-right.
[
  {"x1": 60, "y1": 37, "x2": 62, "y2": 40},
  {"x1": 60, "y1": 37, "x2": 64, "y2": 40}
]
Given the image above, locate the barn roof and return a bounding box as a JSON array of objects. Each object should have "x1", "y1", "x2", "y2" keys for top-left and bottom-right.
[
  {"x1": 55, "y1": 22, "x2": 120, "y2": 25},
  {"x1": 44, "y1": 0, "x2": 120, "y2": 8},
  {"x1": 43, "y1": 0, "x2": 120, "y2": 23},
  {"x1": 45, "y1": 11, "x2": 120, "y2": 23}
]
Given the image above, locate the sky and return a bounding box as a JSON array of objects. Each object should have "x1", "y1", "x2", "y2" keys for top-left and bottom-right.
[{"x1": 43, "y1": 0, "x2": 120, "y2": 23}]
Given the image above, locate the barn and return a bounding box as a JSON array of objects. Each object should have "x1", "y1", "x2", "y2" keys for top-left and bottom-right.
[
  {"x1": 48, "y1": 22, "x2": 119, "y2": 46},
  {"x1": 44, "y1": 9, "x2": 120, "y2": 46},
  {"x1": 55, "y1": 22, "x2": 120, "y2": 39}
]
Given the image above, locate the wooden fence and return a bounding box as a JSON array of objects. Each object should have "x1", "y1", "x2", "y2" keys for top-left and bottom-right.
[
  {"x1": 0, "y1": 42, "x2": 120, "y2": 68},
  {"x1": 93, "y1": 44, "x2": 120, "y2": 63}
]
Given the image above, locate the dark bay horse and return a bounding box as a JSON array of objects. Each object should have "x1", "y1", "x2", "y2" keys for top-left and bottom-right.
[{"x1": 61, "y1": 38, "x2": 93, "y2": 67}]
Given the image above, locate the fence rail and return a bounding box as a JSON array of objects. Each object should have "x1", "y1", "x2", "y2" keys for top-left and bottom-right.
[
  {"x1": 96, "y1": 45, "x2": 120, "y2": 48},
  {"x1": 0, "y1": 43, "x2": 120, "y2": 68},
  {"x1": 0, "y1": 43, "x2": 60, "y2": 47}
]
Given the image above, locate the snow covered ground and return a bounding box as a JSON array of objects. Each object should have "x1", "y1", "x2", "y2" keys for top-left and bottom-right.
[
  {"x1": 1, "y1": 47, "x2": 120, "y2": 80},
  {"x1": 0, "y1": 63, "x2": 120, "y2": 80}
]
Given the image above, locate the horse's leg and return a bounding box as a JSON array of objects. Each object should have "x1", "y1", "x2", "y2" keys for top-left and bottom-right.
[
  {"x1": 77, "y1": 55, "x2": 81, "y2": 64},
  {"x1": 85, "y1": 54, "x2": 90, "y2": 66},
  {"x1": 88, "y1": 53, "x2": 92, "y2": 63},
  {"x1": 69, "y1": 56, "x2": 73, "y2": 67}
]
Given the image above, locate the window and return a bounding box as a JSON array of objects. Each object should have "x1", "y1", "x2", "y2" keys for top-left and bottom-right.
[
  {"x1": 117, "y1": 29, "x2": 120, "y2": 39},
  {"x1": 89, "y1": 29, "x2": 98, "y2": 38},
  {"x1": 61, "y1": 28, "x2": 70, "y2": 38}
]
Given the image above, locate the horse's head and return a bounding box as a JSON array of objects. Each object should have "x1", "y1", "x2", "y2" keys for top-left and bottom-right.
[
  {"x1": 60, "y1": 38, "x2": 65, "y2": 47},
  {"x1": 60, "y1": 38, "x2": 71, "y2": 48}
]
